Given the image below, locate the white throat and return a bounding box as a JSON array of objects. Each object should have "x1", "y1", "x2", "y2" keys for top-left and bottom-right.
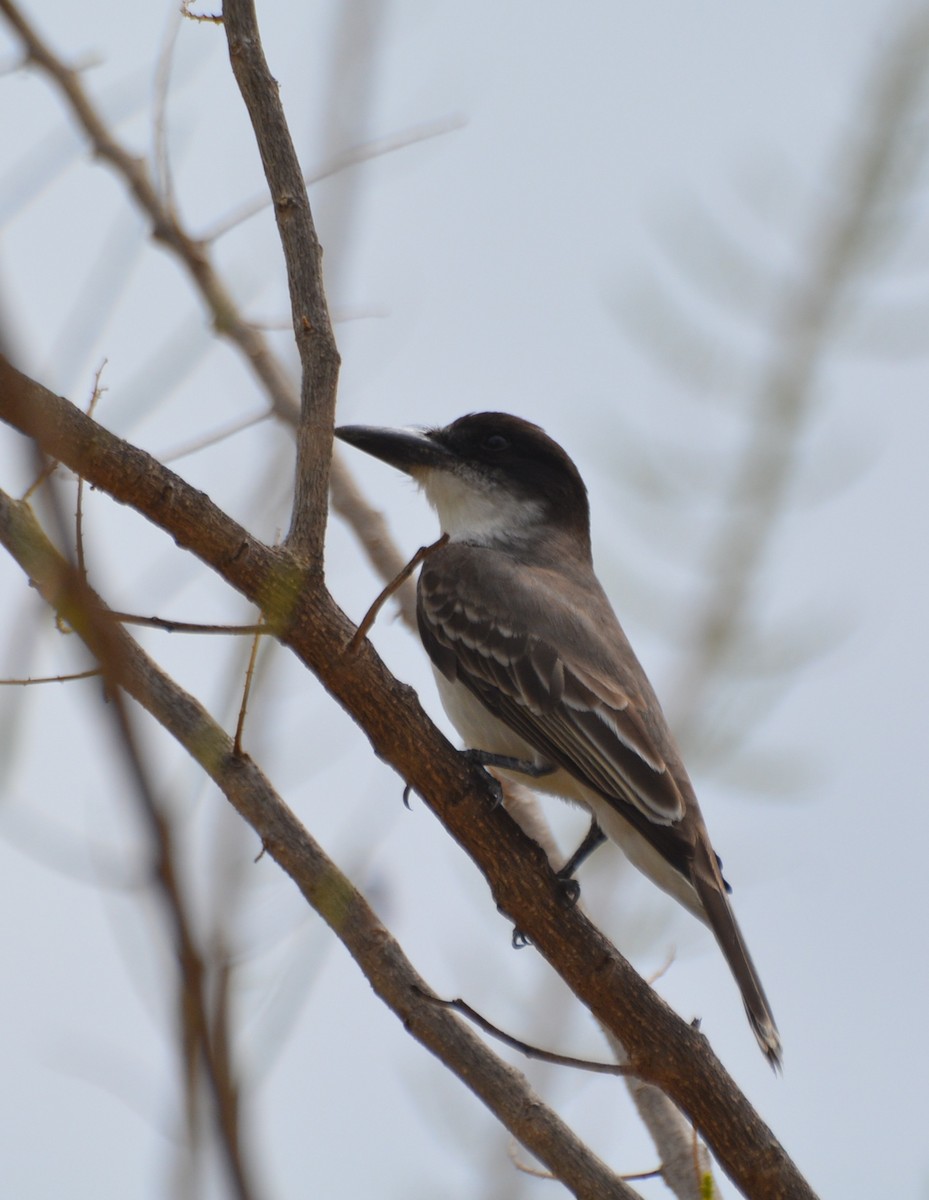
[{"x1": 414, "y1": 466, "x2": 542, "y2": 545}]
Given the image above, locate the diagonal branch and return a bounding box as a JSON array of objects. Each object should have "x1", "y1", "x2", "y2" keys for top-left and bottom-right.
[
  {"x1": 0, "y1": 0, "x2": 416, "y2": 625},
  {"x1": 0, "y1": 482, "x2": 639, "y2": 1200},
  {"x1": 0, "y1": 0, "x2": 297, "y2": 424},
  {"x1": 6, "y1": 460, "x2": 259, "y2": 1199},
  {"x1": 0, "y1": 356, "x2": 818, "y2": 1200}
]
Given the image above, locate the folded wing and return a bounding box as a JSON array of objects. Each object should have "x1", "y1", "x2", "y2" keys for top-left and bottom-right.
[{"x1": 418, "y1": 554, "x2": 686, "y2": 827}]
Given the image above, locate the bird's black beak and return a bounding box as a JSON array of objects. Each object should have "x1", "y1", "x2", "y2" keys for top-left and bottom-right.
[{"x1": 335, "y1": 424, "x2": 455, "y2": 475}]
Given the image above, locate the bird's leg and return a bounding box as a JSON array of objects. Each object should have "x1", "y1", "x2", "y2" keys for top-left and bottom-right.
[
  {"x1": 557, "y1": 820, "x2": 606, "y2": 884},
  {"x1": 463, "y1": 749, "x2": 556, "y2": 778},
  {"x1": 547, "y1": 821, "x2": 606, "y2": 910},
  {"x1": 463, "y1": 750, "x2": 582, "y2": 938},
  {"x1": 461, "y1": 749, "x2": 555, "y2": 809}
]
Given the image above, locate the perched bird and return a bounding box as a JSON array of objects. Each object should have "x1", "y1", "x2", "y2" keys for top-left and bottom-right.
[{"x1": 336, "y1": 412, "x2": 781, "y2": 1067}]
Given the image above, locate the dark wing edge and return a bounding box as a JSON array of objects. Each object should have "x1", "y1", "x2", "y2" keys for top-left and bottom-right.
[{"x1": 417, "y1": 582, "x2": 686, "y2": 826}]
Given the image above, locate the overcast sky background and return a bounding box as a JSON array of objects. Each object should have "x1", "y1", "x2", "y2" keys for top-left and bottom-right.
[{"x1": 2, "y1": 3, "x2": 929, "y2": 1198}]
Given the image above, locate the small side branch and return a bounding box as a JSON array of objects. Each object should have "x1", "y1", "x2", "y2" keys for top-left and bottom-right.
[
  {"x1": 347, "y1": 534, "x2": 449, "y2": 652},
  {"x1": 419, "y1": 990, "x2": 631, "y2": 1077}
]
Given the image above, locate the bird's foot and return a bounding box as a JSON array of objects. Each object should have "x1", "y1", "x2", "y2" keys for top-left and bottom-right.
[
  {"x1": 557, "y1": 820, "x2": 607, "y2": 881},
  {"x1": 462, "y1": 749, "x2": 555, "y2": 779}
]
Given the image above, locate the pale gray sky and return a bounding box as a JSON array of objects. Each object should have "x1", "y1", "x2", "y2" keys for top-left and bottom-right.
[{"x1": 1, "y1": 3, "x2": 928, "y2": 1198}]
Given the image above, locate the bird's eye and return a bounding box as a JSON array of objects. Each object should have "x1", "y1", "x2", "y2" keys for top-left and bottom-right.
[{"x1": 482, "y1": 434, "x2": 510, "y2": 452}]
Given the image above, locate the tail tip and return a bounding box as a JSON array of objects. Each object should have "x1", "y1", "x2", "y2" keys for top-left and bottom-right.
[{"x1": 753, "y1": 1017, "x2": 783, "y2": 1073}]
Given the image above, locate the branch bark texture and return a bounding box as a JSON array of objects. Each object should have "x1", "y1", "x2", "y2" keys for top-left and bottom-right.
[
  {"x1": 0, "y1": 4, "x2": 821, "y2": 1195},
  {"x1": 225, "y1": 0, "x2": 340, "y2": 565},
  {"x1": 0, "y1": 0, "x2": 417, "y2": 628},
  {"x1": 0, "y1": 355, "x2": 818, "y2": 1200},
  {"x1": 0, "y1": 476, "x2": 635, "y2": 1200}
]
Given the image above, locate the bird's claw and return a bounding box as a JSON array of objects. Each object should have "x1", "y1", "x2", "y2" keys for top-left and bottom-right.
[{"x1": 511, "y1": 927, "x2": 531, "y2": 949}]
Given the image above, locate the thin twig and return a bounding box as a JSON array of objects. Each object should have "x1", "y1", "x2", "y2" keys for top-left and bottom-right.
[
  {"x1": 181, "y1": 2, "x2": 223, "y2": 26},
  {"x1": 152, "y1": 6, "x2": 183, "y2": 211},
  {"x1": 329, "y1": 465, "x2": 418, "y2": 627},
  {"x1": 0, "y1": 667, "x2": 101, "y2": 686},
  {"x1": 622, "y1": 1168, "x2": 664, "y2": 1183},
  {"x1": 507, "y1": 1140, "x2": 557, "y2": 1182},
  {"x1": 21, "y1": 457, "x2": 58, "y2": 502},
  {"x1": 158, "y1": 409, "x2": 272, "y2": 465},
  {"x1": 110, "y1": 612, "x2": 265, "y2": 635},
  {"x1": 347, "y1": 533, "x2": 448, "y2": 653},
  {"x1": 74, "y1": 360, "x2": 107, "y2": 581},
  {"x1": 234, "y1": 622, "x2": 264, "y2": 754},
  {"x1": 202, "y1": 116, "x2": 466, "y2": 242},
  {"x1": 418, "y1": 989, "x2": 630, "y2": 1076}
]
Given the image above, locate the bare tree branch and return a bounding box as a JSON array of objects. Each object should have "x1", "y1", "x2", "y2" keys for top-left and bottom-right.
[
  {"x1": 224, "y1": 0, "x2": 340, "y2": 565},
  {"x1": 0, "y1": 356, "x2": 819, "y2": 1200},
  {"x1": 0, "y1": 0, "x2": 296, "y2": 419},
  {"x1": 0, "y1": 5, "x2": 823, "y2": 1193},
  {"x1": 604, "y1": 1029, "x2": 719, "y2": 1200},
  {"x1": 0, "y1": 0, "x2": 417, "y2": 628},
  {"x1": 12, "y1": 453, "x2": 260, "y2": 1200},
  {"x1": 0, "y1": 479, "x2": 640, "y2": 1200},
  {"x1": 499, "y1": 779, "x2": 720, "y2": 1200}
]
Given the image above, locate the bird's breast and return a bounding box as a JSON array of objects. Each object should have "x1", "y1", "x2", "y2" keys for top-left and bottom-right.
[{"x1": 432, "y1": 667, "x2": 535, "y2": 760}]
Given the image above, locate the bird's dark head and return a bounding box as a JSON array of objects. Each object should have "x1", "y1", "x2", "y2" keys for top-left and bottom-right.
[{"x1": 336, "y1": 412, "x2": 590, "y2": 554}]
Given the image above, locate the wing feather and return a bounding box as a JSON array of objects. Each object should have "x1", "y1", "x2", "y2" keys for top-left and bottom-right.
[{"x1": 418, "y1": 555, "x2": 685, "y2": 824}]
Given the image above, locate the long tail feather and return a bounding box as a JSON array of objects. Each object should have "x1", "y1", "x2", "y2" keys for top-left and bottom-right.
[{"x1": 692, "y1": 846, "x2": 782, "y2": 1070}]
